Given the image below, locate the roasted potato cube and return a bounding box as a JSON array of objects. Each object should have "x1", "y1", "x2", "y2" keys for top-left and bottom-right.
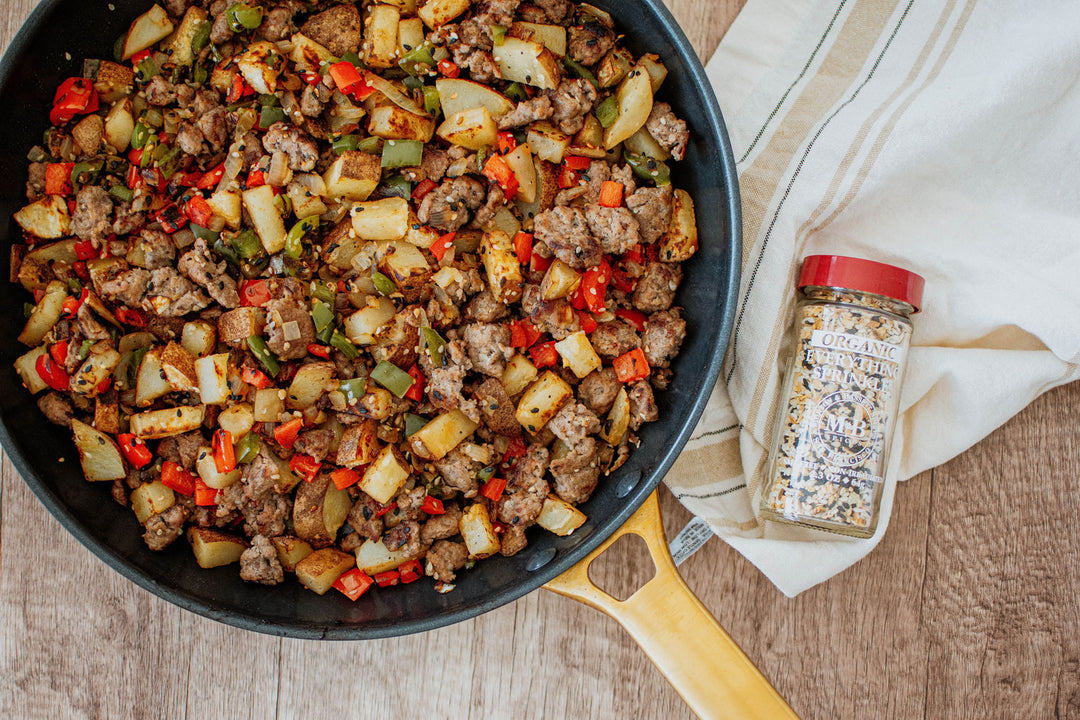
[
  {"x1": 295, "y1": 548, "x2": 356, "y2": 595},
  {"x1": 160, "y1": 341, "x2": 198, "y2": 392},
  {"x1": 294, "y1": 473, "x2": 352, "y2": 548},
  {"x1": 217, "y1": 306, "x2": 265, "y2": 346},
  {"x1": 129, "y1": 405, "x2": 206, "y2": 439},
  {"x1": 624, "y1": 126, "x2": 671, "y2": 161},
  {"x1": 540, "y1": 259, "x2": 581, "y2": 300},
  {"x1": 600, "y1": 386, "x2": 630, "y2": 446},
  {"x1": 289, "y1": 33, "x2": 337, "y2": 72},
  {"x1": 480, "y1": 229, "x2": 523, "y2": 304},
  {"x1": 104, "y1": 99, "x2": 135, "y2": 151},
  {"x1": 14, "y1": 195, "x2": 71, "y2": 240},
  {"x1": 18, "y1": 281, "x2": 66, "y2": 346},
  {"x1": 71, "y1": 418, "x2": 127, "y2": 482},
  {"x1": 194, "y1": 353, "x2": 230, "y2": 406},
  {"x1": 71, "y1": 348, "x2": 122, "y2": 398},
  {"x1": 237, "y1": 41, "x2": 282, "y2": 95},
  {"x1": 94, "y1": 60, "x2": 135, "y2": 103},
  {"x1": 460, "y1": 503, "x2": 500, "y2": 559},
  {"x1": 408, "y1": 410, "x2": 479, "y2": 461},
  {"x1": 135, "y1": 349, "x2": 171, "y2": 407},
  {"x1": 604, "y1": 65, "x2": 654, "y2": 150},
  {"x1": 404, "y1": 212, "x2": 441, "y2": 249},
  {"x1": 638, "y1": 53, "x2": 668, "y2": 93},
  {"x1": 526, "y1": 122, "x2": 571, "y2": 164},
  {"x1": 217, "y1": 403, "x2": 255, "y2": 439},
  {"x1": 437, "y1": 107, "x2": 498, "y2": 150},
  {"x1": 398, "y1": 16, "x2": 425, "y2": 56},
  {"x1": 537, "y1": 495, "x2": 587, "y2": 536},
  {"x1": 355, "y1": 538, "x2": 414, "y2": 575},
  {"x1": 360, "y1": 445, "x2": 410, "y2": 504},
  {"x1": 323, "y1": 150, "x2": 381, "y2": 201},
  {"x1": 121, "y1": 3, "x2": 174, "y2": 61},
  {"x1": 271, "y1": 536, "x2": 314, "y2": 573},
  {"x1": 368, "y1": 104, "x2": 436, "y2": 142},
  {"x1": 243, "y1": 184, "x2": 287, "y2": 254},
  {"x1": 435, "y1": 78, "x2": 515, "y2": 119},
  {"x1": 501, "y1": 354, "x2": 538, "y2": 396},
  {"x1": 15, "y1": 346, "x2": 50, "y2": 394},
  {"x1": 163, "y1": 6, "x2": 209, "y2": 66},
  {"x1": 569, "y1": 114, "x2": 606, "y2": 158},
  {"x1": 492, "y1": 37, "x2": 561, "y2": 90},
  {"x1": 660, "y1": 188, "x2": 698, "y2": 262},
  {"x1": 94, "y1": 392, "x2": 121, "y2": 434},
  {"x1": 207, "y1": 190, "x2": 242, "y2": 230},
  {"x1": 508, "y1": 21, "x2": 566, "y2": 56},
  {"x1": 71, "y1": 114, "x2": 104, "y2": 155},
  {"x1": 358, "y1": 387, "x2": 396, "y2": 420},
  {"x1": 351, "y1": 197, "x2": 410, "y2": 240},
  {"x1": 286, "y1": 175, "x2": 328, "y2": 220},
  {"x1": 515, "y1": 371, "x2": 573, "y2": 433},
  {"x1": 343, "y1": 296, "x2": 396, "y2": 345},
  {"x1": 597, "y1": 47, "x2": 634, "y2": 88},
  {"x1": 181, "y1": 320, "x2": 216, "y2": 358},
  {"x1": 378, "y1": 239, "x2": 431, "y2": 300},
  {"x1": 187, "y1": 528, "x2": 248, "y2": 569},
  {"x1": 418, "y1": 0, "x2": 471, "y2": 28},
  {"x1": 253, "y1": 387, "x2": 286, "y2": 422},
  {"x1": 131, "y1": 481, "x2": 176, "y2": 524},
  {"x1": 286, "y1": 361, "x2": 336, "y2": 410},
  {"x1": 364, "y1": 3, "x2": 401, "y2": 68},
  {"x1": 502, "y1": 143, "x2": 536, "y2": 202},
  {"x1": 335, "y1": 418, "x2": 381, "y2": 467},
  {"x1": 553, "y1": 331, "x2": 602, "y2": 379}
]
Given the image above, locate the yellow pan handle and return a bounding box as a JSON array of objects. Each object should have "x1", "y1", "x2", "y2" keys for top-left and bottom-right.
[{"x1": 544, "y1": 490, "x2": 799, "y2": 720}]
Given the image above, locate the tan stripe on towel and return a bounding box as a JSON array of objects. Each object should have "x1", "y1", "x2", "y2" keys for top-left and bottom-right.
[{"x1": 669, "y1": 438, "x2": 743, "y2": 490}]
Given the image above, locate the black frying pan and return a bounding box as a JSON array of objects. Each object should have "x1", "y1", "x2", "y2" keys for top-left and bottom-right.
[{"x1": 0, "y1": 0, "x2": 740, "y2": 640}]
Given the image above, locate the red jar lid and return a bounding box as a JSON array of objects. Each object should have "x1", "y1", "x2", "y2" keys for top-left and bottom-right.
[{"x1": 798, "y1": 255, "x2": 924, "y2": 311}]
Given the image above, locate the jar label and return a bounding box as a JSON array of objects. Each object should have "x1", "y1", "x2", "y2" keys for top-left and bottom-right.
[
  {"x1": 809, "y1": 390, "x2": 880, "y2": 468},
  {"x1": 809, "y1": 329, "x2": 902, "y2": 361}
]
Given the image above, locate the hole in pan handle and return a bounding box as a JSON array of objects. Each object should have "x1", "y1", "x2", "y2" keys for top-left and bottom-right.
[{"x1": 543, "y1": 490, "x2": 800, "y2": 720}]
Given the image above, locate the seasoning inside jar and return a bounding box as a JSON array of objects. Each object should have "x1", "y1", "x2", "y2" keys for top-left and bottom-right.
[{"x1": 760, "y1": 255, "x2": 925, "y2": 538}]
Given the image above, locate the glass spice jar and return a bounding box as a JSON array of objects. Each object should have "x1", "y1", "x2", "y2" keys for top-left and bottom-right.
[{"x1": 760, "y1": 255, "x2": 925, "y2": 538}]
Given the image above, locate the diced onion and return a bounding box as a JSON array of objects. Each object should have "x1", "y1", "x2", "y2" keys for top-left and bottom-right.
[
  {"x1": 268, "y1": 151, "x2": 290, "y2": 188},
  {"x1": 282, "y1": 321, "x2": 301, "y2": 341},
  {"x1": 363, "y1": 71, "x2": 427, "y2": 116}
]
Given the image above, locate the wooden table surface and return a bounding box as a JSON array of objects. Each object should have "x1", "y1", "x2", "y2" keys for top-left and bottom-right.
[{"x1": 3, "y1": 1, "x2": 1079, "y2": 718}]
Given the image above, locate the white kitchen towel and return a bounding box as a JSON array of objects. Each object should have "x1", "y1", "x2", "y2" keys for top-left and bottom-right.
[{"x1": 663, "y1": 0, "x2": 1080, "y2": 596}]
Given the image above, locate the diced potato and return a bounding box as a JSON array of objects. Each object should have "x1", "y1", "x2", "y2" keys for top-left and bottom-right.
[
  {"x1": 119, "y1": 332, "x2": 155, "y2": 353},
  {"x1": 492, "y1": 37, "x2": 561, "y2": 90},
  {"x1": 436, "y1": 107, "x2": 498, "y2": 151},
  {"x1": 194, "y1": 353, "x2": 230, "y2": 405},
  {"x1": 217, "y1": 403, "x2": 255, "y2": 438},
  {"x1": 569, "y1": 114, "x2": 606, "y2": 158},
  {"x1": 502, "y1": 143, "x2": 537, "y2": 202},
  {"x1": 14, "y1": 195, "x2": 71, "y2": 240},
  {"x1": 600, "y1": 386, "x2": 630, "y2": 446},
  {"x1": 360, "y1": 445, "x2": 410, "y2": 504},
  {"x1": 604, "y1": 65, "x2": 654, "y2": 150},
  {"x1": 597, "y1": 47, "x2": 634, "y2": 88},
  {"x1": 343, "y1": 296, "x2": 396, "y2": 345},
  {"x1": 210, "y1": 65, "x2": 236, "y2": 95},
  {"x1": 237, "y1": 41, "x2": 282, "y2": 95},
  {"x1": 289, "y1": 32, "x2": 335, "y2": 72},
  {"x1": 459, "y1": 503, "x2": 500, "y2": 559},
  {"x1": 323, "y1": 150, "x2": 381, "y2": 201},
  {"x1": 553, "y1": 331, "x2": 601, "y2": 379},
  {"x1": 515, "y1": 370, "x2": 573, "y2": 433},
  {"x1": 131, "y1": 481, "x2": 176, "y2": 524},
  {"x1": 435, "y1": 78, "x2": 515, "y2": 119},
  {"x1": 104, "y1": 99, "x2": 135, "y2": 151},
  {"x1": 71, "y1": 114, "x2": 104, "y2": 155},
  {"x1": 364, "y1": 3, "x2": 400, "y2": 68},
  {"x1": 335, "y1": 418, "x2": 380, "y2": 467},
  {"x1": 187, "y1": 528, "x2": 248, "y2": 569},
  {"x1": 638, "y1": 53, "x2": 668, "y2": 93},
  {"x1": 243, "y1": 184, "x2": 287, "y2": 254},
  {"x1": 22, "y1": 239, "x2": 77, "y2": 273},
  {"x1": 540, "y1": 259, "x2": 581, "y2": 300},
  {"x1": 160, "y1": 341, "x2": 198, "y2": 392},
  {"x1": 195, "y1": 444, "x2": 242, "y2": 488},
  {"x1": 379, "y1": 239, "x2": 430, "y2": 300},
  {"x1": 624, "y1": 126, "x2": 671, "y2": 161},
  {"x1": 295, "y1": 548, "x2": 356, "y2": 595},
  {"x1": 355, "y1": 538, "x2": 414, "y2": 575},
  {"x1": 15, "y1": 346, "x2": 50, "y2": 394},
  {"x1": 71, "y1": 419, "x2": 126, "y2": 482},
  {"x1": 217, "y1": 306, "x2": 264, "y2": 346},
  {"x1": 398, "y1": 17, "x2": 425, "y2": 55},
  {"x1": 351, "y1": 197, "x2": 409, "y2": 240},
  {"x1": 408, "y1": 410, "x2": 479, "y2": 461},
  {"x1": 271, "y1": 536, "x2": 314, "y2": 573},
  {"x1": 367, "y1": 104, "x2": 436, "y2": 142},
  {"x1": 417, "y1": 0, "x2": 470, "y2": 28},
  {"x1": 480, "y1": 229, "x2": 523, "y2": 304},
  {"x1": 94, "y1": 61, "x2": 135, "y2": 103},
  {"x1": 129, "y1": 404, "x2": 206, "y2": 439},
  {"x1": 660, "y1": 188, "x2": 698, "y2": 262},
  {"x1": 537, "y1": 495, "x2": 587, "y2": 536},
  {"x1": 286, "y1": 176, "x2": 328, "y2": 221},
  {"x1": 121, "y1": 3, "x2": 175, "y2": 61},
  {"x1": 181, "y1": 321, "x2": 216, "y2": 358},
  {"x1": 18, "y1": 281, "x2": 66, "y2": 346},
  {"x1": 207, "y1": 190, "x2": 242, "y2": 230},
  {"x1": 135, "y1": 349, "x2": 171, "y2": 406},
  {"x1": 357, "y1": 387, "x2": 395, "y2": 420},
  {"x1": 501, "y1": 354, "x2": 538, "y2": 396},
  {"x1": 527, "y1": 122, "x2": 572, "y2": 164},
  {"x1": 163, "y1": 6, "x2": 209, "y2": 66},
  {"x1": 253, "y1": 387, "x2": 286, "y2": 422},
  {"x1": 94, "y1": 394, "x2": 120, "y2": 434},
  {"x1": 320, "y1": 220, "x2": 367, "y2": 270},
  {"x1": 404, "y1": 213, "x2": 441, "y2": 249},
  {"x1": 286, "y1": 361, "x2": 335, "y2": 410},
  {"x1": 71, "y1": 348, "x2": 122, "y2": 398},
  {"x1": 508, "y1": 22, "x2": 567, "y2": 57},
  {"x1": 294, "y1": 473, "x2": 352, "y2": 548}
]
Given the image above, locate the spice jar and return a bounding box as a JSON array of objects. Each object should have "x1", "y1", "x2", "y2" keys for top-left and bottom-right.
[{"x1": 760, "y1": 255, "x2": 924, "y2": 538}]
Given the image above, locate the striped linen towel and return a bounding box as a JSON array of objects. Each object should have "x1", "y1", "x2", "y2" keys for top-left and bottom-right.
[{"x1": 664, "y1": 0, "x2": 1080, "y2": 596}]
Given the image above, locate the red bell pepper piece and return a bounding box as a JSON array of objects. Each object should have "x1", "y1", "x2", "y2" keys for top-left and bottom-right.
[
  {"x1": 497, "y1": 131, "x2": 517, "y2": 155},
  {"x1": 50, "y1": 77, "x2": 98, "y2": 125},
  {"x1": 529, "y1": 341, "x2": 558, "y2": 368},
  {"x1": 289, "y1": 452, "x2": 322, "y2": 482},
  {"x1": 115, "y1": 307, "x2": 147, "y2": 327},
  {"x1": 480, "y1": 476, "x2": 507, "y2": 502},
  {"x1": 61, "y1": 288, "x2": 88, "y2": 318},
  {"x1": 611, "y1": 266, "x2": 637, "y2": 293},
  {"x1": 412, "y1": 178, "x2": 438, "y2": 201},
  {"x1": 614, "y1": 307, "x2": 648, "y2": 332},
  {"x1": 240, "y1": 279, "x2": 272, "y2": 306},
  {"x1": 576, "y1": 310, "x2": 598, "y2": 334},
  {"x1": 613, "y1": 347, "x2": 650, "y2": 383},
  {"x1": 226, "y1": 74, "x2": 254, "y2": 104},
  {"x1": 557, "y1": 164, "x2": 579, "y2": 189},
  {"x1": 241, "y1": 364, "x2": 273, "y2": 388},
  {"x1": 330, "y1": 467, "x2": 361, "y2": 491},
  {"x1": 512, "y1": 231, "x2": 533, "y2": 264},
  {"x1": 328, "y1": 61, "x2": 363, "y2": 95},
  {"x1": 246, "y1": 167, "x2": 266, "y2": 188},
  {"x1": 374, "y1": 501, "x2": 397, "y2": 518},
  {"x1": 96, "y1": 378, "x2": 112, "y2": 395},
  {"x1": 118, "y1": 433, "x2": 153, "y2": 469},
  {"x1": 194, "y1": 477, "x2": 219, "y2": 506},
  {"x1": 437, "y1": 59, "x2": 460, "y2": 78},
  {"x1": 598, "y1": 180, "x2": 624, "y2": 208},
  {"x1": 563, "y1": 155, "x2": 592, "y2": 171},
  {"x1": 125, "y1": 164, "x2": 143, "y2": 190},
  {"x1": 49, "y1": 341, "x2": 68, "y2": 366},
  {"x1": 373, "y1": 570, "x2": 400, "y2": 588},
  {"x1": 430, "y1": 232, "x2": 455, "y2": 261},
  {"x1": 575, "y1": 260, "x2": 611, "y2": 314},
  {"x1": 397, "y1": 559, "x2": 423, "y2": 584},
  {"x1": 173, "y1": 170, "x2": 202, "y2": 187},
  {"x1": 72, "y1": 261, "x2": 89, "y2": 281},
  {"x1": 45, "y1": 163, "x2": 74, "y2": 195},
  {"x1": 196, "y1": 163, "x2": 225, "y2": 190},
  {"x1": 404, "y1": 364, "x2": 425, "y2": 402},
  {"x1": 155, "y1": 204, "x2": 188, "y2": 233},
  {"x1": 529, "y1": 253, "x2": 553, "y2": 273},
  {"x1": 73, "y1": 240, "x2": 97, "y2": 260},
  {"x1": 274, "y1": 417, "x2": 303, "y2": 448},
  {"x1": 127, "y1": 147, "x2": 144, "y2": 165},
  {"x1": 300, "y1": 71, "x2": 321, "y2": 87},
  {"x1": 212, "y1": 429, "x2": 236, "y2": 473},
  {"x1": 509, "y1": 319, "x2": 541, "y2": 348},
  {"x1": 185, "y1": 195, "x2": 214, "y2": 228},
  {"x1": 503, "y1": 436, "x2": 527, "y2": 461},
  {"x1": 161, "y1": 461, "x2": 197, "y2": 496},
  {"x1": 306, "y1": 343, "x2": 331, "y2": 359},
  {"x1": 129, "y1": 49, "x2": 151, "y2": 67},
  {"x1": 333, "y1": 568, "x2": 375, "y2": 600},
  {"x1": 420, "y1": 495, "x2": 445, "y2": 515},
  {"x1": 482, "y1": 153, "x2": 519, "y2": 198},
  {"x1": 36, "y1": 353, "x2": 70, "y2": 391}
]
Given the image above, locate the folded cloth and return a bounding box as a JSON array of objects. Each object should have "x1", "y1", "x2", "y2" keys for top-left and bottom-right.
[{"x1": 664, "y1": 0, "x2": 1080, "y2": 596}]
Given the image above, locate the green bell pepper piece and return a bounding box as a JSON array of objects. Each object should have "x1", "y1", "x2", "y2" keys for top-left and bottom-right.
[
  {"x1": 381, "y1": 139, "x2": 424, "y2": 169},
  {"x1": 227, "y1": 3, "x2": 263, "y2": 31},
  {"x1": 371, "y1": 271, "x2": 397, "y2": 296},
  {"x1": 330, "y1": 330, "x2": 359, "y2": 359},
  {"x1": 623, "y1": 150, "x2": 671, "y2": 186},
  {"x1": 371, "y1": 361, "x2": 414, "y2": 398},
  {"x1": 247, "y1": 335, "x2": 280, "y2": 377},
  {"x1": 233, "y1": 432, "x2": 260, "y2": 464}
]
